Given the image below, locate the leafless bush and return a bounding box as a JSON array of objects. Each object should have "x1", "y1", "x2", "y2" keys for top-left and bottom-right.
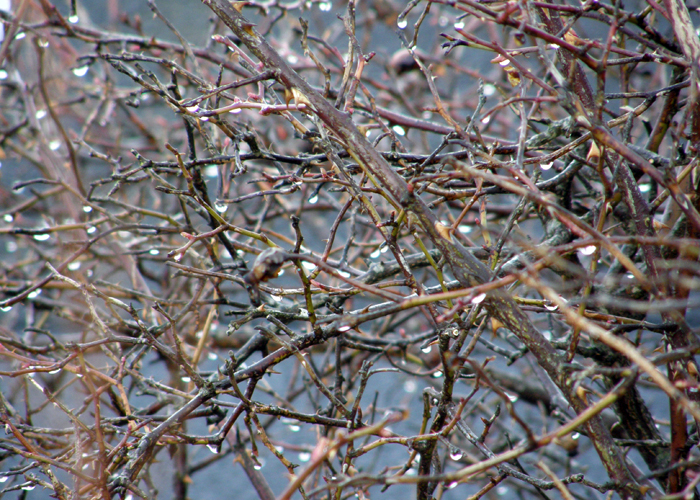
[{"x1": 1, "y1": 0, "x2": 700, "y2": 499}]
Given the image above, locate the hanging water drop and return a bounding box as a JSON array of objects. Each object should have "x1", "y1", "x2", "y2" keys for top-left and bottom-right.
[
  {"x1": 470, "y1": 293, "x2": 486, "y2": 304},
  {"x1": 72, "y1": 65, "x2": 89, "y2": 77},
  {"x1": 579, "y1": 245, "x2": 597, "y2": 256}
]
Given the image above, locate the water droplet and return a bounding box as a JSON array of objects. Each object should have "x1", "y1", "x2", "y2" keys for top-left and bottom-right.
[
  {"x1": 483, "y1": 83, "x2": 496, "y2": 96},
  {"x1": 298, "y1": 451, "x2": 311, "y2": 462},
  {"x1": 3, "y1": 214, "x2": 13, "y2": 222},
  {"x1": 21, "y1": 484, "x2": 35, "y2": 491},
  {"x1": 1, "y1": 306, "x2": 11, "y2": 312},
  {"x1": 215, "y1": 202, "x2": 227, "y2": 213},
  {"x1": 186, "y1": 105, "x2": 200, "y2": 113},
  {"x1": 49, "y1": 369, "x2": 61, "y2": 374},
  {"x1": 87, "y1": 226, "x2": 97, "y2": 234},
  {"x1": 338, "y1": 325, "x2": 351, "y2": 332},
  {"x1": 49, "y1": 140, "x2": 61, "y2": 150},
  {"x1": 287, "y1": 54, "x2": 299, "y2": 64},
  {"x1": 68, "y1": 14, "x2": 80, "y2": 23},
  {"x1": 0, "y1": 69, "x2": 7, "y2": 79},
  {"x1": 449, "y1": 449, "x2": 463, "y2": 461},
  {"x1": 33, "y1": 233, "x2": 51, "y2": 241},
  {"x1": 544, "y1": 302, "x2": 558, "y2": 311},
  {"x1": 149, "y1": 249, "x2": 159, "y2": 256},
  {"x1": 505, "y1": 392, "x2": 518, "y2": 402},
  {"x1": 471, "y1": 293, "x2": 486, "y2": 304},
  {"x1": 204, "y1": 165, "x2": 218, "y2": 178},
  {"x1": 0, "y1": 476, "x2": 7, "y2": 483},
  {"x1": 229, "y1": 107, "x2": 242, "y2": 114},
  {"x1": 579, "y1": 245, "x2": 596, "y2": 256},
  {"x1": 308, "y1": 194, "x2": 319, "y2": 204},
  {"x1": 370, "y1": 248, "x2": 381, "y2": 259},
  {"x1": 481, "y1": 116, "x2": 491, "y2": 125},
  {"x1": 181, "y1": 376, "x2": 191, "y2": 383},
  {"x1": 38, "y1": 38, "x2": 49, "y2": 48},
  {"x1": 253, "y1": 463, "x2": 263, "y2": 470},
  {"x1": 571, "y1": 432, "x2": 580, "y2": 440},
  {"x1": 15, "y1": 32, "x2": 26, "y2": 40},
  {"x1": 72, "y1": 65, "x2": 89, "y2": 77},
  {"x1": 35, "y1": 109, "x2": 47, "y2": 119},
  {"x1": 302, "y1": 261, "x2": 315, "y2": 271},
  {"x1": 319, "y1": 1, "x2": 332, "y2": 11},
  {"x1": 639, "y1": 184, "x2": 651, "y2": 193},
  {"x1": 337, "y1": 270, "x2": 350, "y2": 278},
  {"x1": 447, "y1": 481, "x2": 458, "y2": 489},
  {"x1": 540, "y1": 161, "x2": 553, "y2": 170},
  {"x1": 207, "y1": 444, "x2": 220, "y2": 454},
  {"x1": 432, "y1": 371, "x2": 443, "y2": 378},
  {"x1": 271, "y1": 294, "x2": 283, "y2": 302},
  {"x1": 421, "y1": 345, "x2": 432, "y2": 354},
  {"x1": 392, "y1": 125, "x2": 406, "y2": 136},
  {"x1": 27, "y1": 289, "x2": 42, "y2": 299},
  {"x1": 454, "y1": 21, "x2": 465, "y2": 29}
]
